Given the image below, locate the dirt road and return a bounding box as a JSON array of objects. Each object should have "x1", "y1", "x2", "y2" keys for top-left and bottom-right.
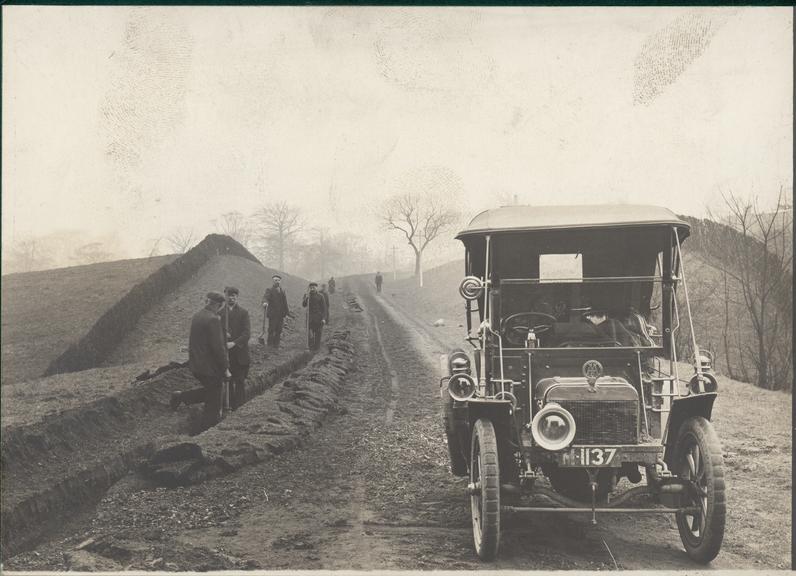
[{"x1": 5, "y1": 278, "x2": 778, "y2": 570}]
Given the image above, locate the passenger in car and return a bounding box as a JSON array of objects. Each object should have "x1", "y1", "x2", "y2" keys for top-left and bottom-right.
[{"x1": 584, "y1": 309, "x2": 641, "y2": 347}]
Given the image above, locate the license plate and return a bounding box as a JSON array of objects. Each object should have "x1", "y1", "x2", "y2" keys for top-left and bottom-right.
[{"x1": 560, "y1": 446, "x2": 618, "y2": 467}]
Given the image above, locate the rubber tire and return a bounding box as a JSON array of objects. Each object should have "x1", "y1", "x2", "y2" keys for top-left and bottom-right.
[
  {"x1": 674, "y1": 416, "x2": 726, "y2": 564},
  {"x1": 443, "y1": 396, "x2": 468, "y2": 476},
  {"x1": 547, "y1": 467, "x2": 613, "y2": 502},
  {"x1": 470, "y1": 418, "x2": 501, "y2": 561}
]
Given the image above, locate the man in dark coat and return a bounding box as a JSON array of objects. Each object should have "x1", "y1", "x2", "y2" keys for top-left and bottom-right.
[
  {"x1": 328, "y1": 276, "x2": 336, "y2": 295},
  {"x1": 302, "y1": 282, "x2": 327, "y2": 351},
  {"x1": 220, "y1": 286, "x2": 251, "y2": 410},
  {"x1": 171, "y1": 292, "x2": 230, "y2": 426},
  {"x1": 262, "y1": 274, "x2": 289, "y2": 347},
  {"x1": 375, "y1": 271, "x2": 383, "y2": 293}
]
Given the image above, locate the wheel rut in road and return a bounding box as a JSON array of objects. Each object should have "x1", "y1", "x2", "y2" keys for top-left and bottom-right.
[{"x1": 369, "y1": 306, "x2": 399, "y2": 425}]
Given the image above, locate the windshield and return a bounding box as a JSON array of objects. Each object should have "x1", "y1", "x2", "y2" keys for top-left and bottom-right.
[{"x1": 495, "y1": 278, "x2": 663, "y2": 349}]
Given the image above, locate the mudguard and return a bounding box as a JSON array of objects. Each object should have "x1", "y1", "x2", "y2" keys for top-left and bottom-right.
[
  {"x1": 662, "y1": 392, "x2": 717, "y2": 466},
  {"x1": 464, "y1": 399, "x2": 515, "y2": 478}
]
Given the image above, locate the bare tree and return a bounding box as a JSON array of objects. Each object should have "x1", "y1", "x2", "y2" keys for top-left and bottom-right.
[
  {"x1": 251, "y1": 202, "x2": 304, "y2": 271},
  {"x1": 5, "y1": 238, "x2": 53, "y2": 273},
  {"x1": 381, "y1": 192, "x2": 460, "y2": 286},
  {"x1": 700, "y1": 189, "x2": 792, "y2": 390},
  {"x1": 215, "y1": 211, "x2": 253, "y2": 248},
  {"x1": 166, "y1": 228, "x2": 195, "y2": 254}
]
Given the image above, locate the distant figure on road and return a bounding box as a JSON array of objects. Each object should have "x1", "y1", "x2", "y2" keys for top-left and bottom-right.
[
  {"x1": 302, "y1": 282, "x2": 327, "y2": 351},
  {"x1": 220, "y1": 286, "x2": 251, "y2": 410},
  {"x1": 170, "y1": 291, "x2": 230, "y2": 426},
  {"x1": 328, "y1": 276, "x2": 336, "y2": 295},
  {"x1": 262, "y1": 274, "x2": 289, "y2": 348},
  {"x1": 320, "y1": 283, "x2": 331, "y2": 325},
  {"x1": 375, "y1": 271, "x2": 383, "y2": 293}
]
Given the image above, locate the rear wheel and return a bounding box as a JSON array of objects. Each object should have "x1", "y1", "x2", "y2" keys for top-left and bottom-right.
[
  {"x1": 674, "y1": 416, "x2": 726, "y2": 564},
  {"x1": 470, "y1": 418, "x2": 500, "y2": 560}
]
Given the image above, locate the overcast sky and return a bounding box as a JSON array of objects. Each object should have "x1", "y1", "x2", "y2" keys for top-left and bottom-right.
[{"x1": 3, "y1": 6, "x2": 792, "y2": 260}]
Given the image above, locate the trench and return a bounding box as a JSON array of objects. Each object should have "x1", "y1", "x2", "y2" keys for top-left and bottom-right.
[{"x1": 1, "y1": 347, "x2": 318, "y2": 560}]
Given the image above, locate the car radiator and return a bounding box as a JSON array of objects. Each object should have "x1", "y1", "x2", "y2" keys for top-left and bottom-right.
[{"x1": 557, "y1": 399, "x2": 639, "y2": 444}]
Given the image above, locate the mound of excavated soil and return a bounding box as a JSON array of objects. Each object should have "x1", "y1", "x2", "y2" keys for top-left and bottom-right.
[
  {"x1": 1, "y1": 255, "x2": 176, "y2": 385},
  {"x1": 105, "y1": 255, "x2": 308, "y2": 369},
  {"x1": 1, "y1": 251, "x2": 324, "y2": 558},
  {"x1": 2, "y1": 254, "x2": 308, "y2": 431}
]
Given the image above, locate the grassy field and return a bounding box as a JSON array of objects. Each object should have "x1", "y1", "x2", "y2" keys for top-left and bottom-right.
[{"x1": 1, "y1": 255, "x2": 176, "y2": 385}]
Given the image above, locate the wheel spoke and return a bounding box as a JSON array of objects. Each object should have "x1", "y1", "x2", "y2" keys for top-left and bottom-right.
[
  {"x1": 693, "y1": 444, "x2": 704, "y2": 481},
  {"x1": 688, "y1": 514, "x2": 698, "y2": 533},
  {"x1": 686, "y1": 452, "x2": 697, "y2": 478}
]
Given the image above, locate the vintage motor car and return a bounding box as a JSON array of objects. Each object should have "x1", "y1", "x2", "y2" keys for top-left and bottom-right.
[{"x1": 441, "y1": 204, "x2": 724, "y2": 563}]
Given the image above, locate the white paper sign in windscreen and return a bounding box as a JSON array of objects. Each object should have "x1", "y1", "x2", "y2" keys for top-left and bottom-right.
[{"x1": 539, "y1": 254, "x2": 583, "y2": 283}]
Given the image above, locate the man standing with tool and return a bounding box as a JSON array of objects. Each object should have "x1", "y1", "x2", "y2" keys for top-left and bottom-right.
[
  {"x1": 302, "y1": 282, "x2": 327, "y2": 351},
  {"x1": 171, "y1": 292, "x2": 230, "y2": 426},
  {"x1": 221, "y1": 286, "x2": 251, "y2": 410},
  {"x1": 375, "y1": 271, "x2": 383, "y2": 293},
  {"x1": 262, "y1": 274, "x2": 289, "y2": 348}
]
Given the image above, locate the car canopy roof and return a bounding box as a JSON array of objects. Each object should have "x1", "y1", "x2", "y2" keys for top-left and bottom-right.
[{"x1": 456, "y1": 204, "x2": 690, "y2": 240}]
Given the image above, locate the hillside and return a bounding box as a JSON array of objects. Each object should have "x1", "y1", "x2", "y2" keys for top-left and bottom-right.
[{"x1": 1, "y1": 255, "x2": 176, "y2": 385}]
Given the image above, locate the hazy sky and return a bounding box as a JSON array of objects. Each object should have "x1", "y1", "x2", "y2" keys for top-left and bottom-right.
[{"x1": 3, "y1": 7, "x2": 792, "y2": 259}]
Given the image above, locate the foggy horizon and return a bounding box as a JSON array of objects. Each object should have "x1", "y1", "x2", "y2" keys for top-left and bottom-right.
[{"x1": 3, "y1": 6, "x2": 792, "y2": 274}]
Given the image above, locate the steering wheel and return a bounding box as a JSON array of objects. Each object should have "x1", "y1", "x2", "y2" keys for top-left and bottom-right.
[{"x1": 502, "y1": 312, "x2": 558, "y2": 346}]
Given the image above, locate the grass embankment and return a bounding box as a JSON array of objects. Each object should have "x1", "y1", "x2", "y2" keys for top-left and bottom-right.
[{"x1": 1, "y1": 255, "x2": 176, "y2": 385}]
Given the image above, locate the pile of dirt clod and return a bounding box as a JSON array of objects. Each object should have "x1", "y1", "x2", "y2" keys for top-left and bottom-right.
[
  {"x1": 145, "y1": 330, "x2": 356, "y2": 487},
  {"x1": 1, "y1": 255, "x2": 176, "y2": 385}
]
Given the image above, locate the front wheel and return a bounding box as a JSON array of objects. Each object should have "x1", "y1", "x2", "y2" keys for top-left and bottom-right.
[
  {"x1": 470, "y1": 418, "x2": 500, "y2": 560},
  {"x1": 674, "y1": 416, "x2": 726, "y2": 564}
]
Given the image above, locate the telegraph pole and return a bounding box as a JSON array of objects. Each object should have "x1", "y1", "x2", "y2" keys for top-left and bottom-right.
[{"x1": 392, "y1": 245, "x2": 396, "y2": 281}]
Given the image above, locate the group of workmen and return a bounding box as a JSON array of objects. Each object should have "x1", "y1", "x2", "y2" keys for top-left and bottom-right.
[{"x1": 171, "y1": 274, "x2": 337, "y2": 427}]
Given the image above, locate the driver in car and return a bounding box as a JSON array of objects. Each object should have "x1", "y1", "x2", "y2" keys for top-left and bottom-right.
[{"x1": 584, "y1": 308, "x2": 642, "y2": 347}]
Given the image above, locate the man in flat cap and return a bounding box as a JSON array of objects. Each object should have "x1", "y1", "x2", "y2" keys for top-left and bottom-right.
[
  {"x1": 220, "y1": 286, "x2": 251, "y2": 410},
  {"x1": 302, "y1": 282, "x2": 327, "y2": 351},
  {"x1": 262, "y1": 274, "x2": 289, "y2": 348},
  {"x1": 171, "y1": 292, "x2": 230, "y2": 426}
]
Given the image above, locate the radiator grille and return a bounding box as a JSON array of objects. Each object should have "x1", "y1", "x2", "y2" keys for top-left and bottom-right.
[{"x1": 557, "y1": 400, "x2": 638, "y2": 444}]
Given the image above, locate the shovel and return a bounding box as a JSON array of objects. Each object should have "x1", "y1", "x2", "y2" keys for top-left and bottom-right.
[{"x1": 258, "y1": 306, "x2": 267, "y2": 345}]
